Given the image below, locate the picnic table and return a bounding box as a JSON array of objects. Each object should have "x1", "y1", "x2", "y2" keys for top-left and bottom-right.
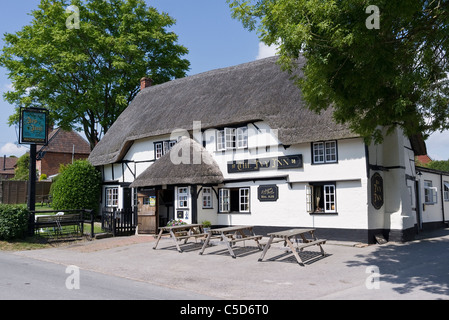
[
  {"x1": 199, "y1": 226, "x2": 263, "y2": 259},
  {"x1": 258, "y1": 228, "x2": 326, "y2": 266},
  {"x1": 153, "y1": 224, "x2": 207, "y2": 253}
]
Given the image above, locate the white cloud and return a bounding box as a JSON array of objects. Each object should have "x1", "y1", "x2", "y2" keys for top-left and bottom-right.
[
  {"x1": 0, "y1": 143, "x2": 27, "y2": 157},
  {"x1": 256, "y1": 42, "x2": 279, "y2": 60}
]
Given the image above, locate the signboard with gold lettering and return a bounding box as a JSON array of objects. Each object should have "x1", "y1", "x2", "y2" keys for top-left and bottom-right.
[
  {"x1": 371, "y1": 172, "x2": 384, "y2": 210},
  {"x1": 258, "y1": 185, "x2": 279, "y2": 202},
  {"x1": 19, "y1": 108, "x2": 48, "y2": 145},
  {"x1": 228, "y1": 154, "x2": 303, "y2": 173}
]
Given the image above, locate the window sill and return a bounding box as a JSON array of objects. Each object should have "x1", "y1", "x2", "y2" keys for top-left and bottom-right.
[
  {"x1": 309, "y1": 211, "x2": 338, "y2": 215},
  {"x1": 218, "y1": 211, "x2": 251, "y2": 215}
]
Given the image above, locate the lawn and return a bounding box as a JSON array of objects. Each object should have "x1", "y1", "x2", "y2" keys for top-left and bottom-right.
[{"x1": 0, "y1": 204, "x2": 104, "y2": 251}]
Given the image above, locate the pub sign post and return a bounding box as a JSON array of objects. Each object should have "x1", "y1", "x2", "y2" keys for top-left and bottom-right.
[{"x1": 19, "y1": 107, "x2": 49, "y2": 233}]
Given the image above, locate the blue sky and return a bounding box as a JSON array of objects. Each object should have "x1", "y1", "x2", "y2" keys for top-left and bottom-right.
[{"x1": 0, "y1": 0, "x2": 448, "y2": 160}]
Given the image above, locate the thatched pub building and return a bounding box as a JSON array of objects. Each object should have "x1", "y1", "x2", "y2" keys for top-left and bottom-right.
[{"x1": 88, "y1": 56, "x2": 449, "y2": 243}]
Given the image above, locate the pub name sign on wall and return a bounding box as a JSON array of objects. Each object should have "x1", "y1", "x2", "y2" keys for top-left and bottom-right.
[
  {"x1": 228, "y1": 154, "x2": 303, "y2": 173},
  {"x1": 19, "y1": 107, "x2": 49, "y2": 145}
]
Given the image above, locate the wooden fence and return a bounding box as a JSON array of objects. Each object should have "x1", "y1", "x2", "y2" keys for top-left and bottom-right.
[
  {"x1": 0, "y1": 180, "x2": 52, "y2": 204},
  {"x1": 101, "y1": 208, "x2": 137, "y2": 236}
]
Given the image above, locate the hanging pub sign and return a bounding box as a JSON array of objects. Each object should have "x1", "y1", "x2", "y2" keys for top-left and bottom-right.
[
  {"x1": 228, "y1": 154, "x2": 303, "y2": 173},
  {"x1": 258, "y1": 185, "x2": 279, "y2": 202},
  {"x1": 19, "y1": 107, "x2": 49, "y2": 145},
  {"x1": 371, "y1": 172, "x2": 384, "y2": 210}
]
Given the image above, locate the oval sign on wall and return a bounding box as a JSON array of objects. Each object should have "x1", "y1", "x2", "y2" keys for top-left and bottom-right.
[{"x1": 371, "y1": 172, "x2": 384, "y2": 210}]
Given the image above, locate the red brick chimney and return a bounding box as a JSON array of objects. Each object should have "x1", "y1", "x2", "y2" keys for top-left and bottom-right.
[{"x1": 140, "y1": 77, "x2": 153, "y2": 91}]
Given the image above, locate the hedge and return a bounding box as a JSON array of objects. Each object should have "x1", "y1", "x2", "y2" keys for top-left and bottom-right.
[{"x1": 0, "y1": 204, "x2": 30, "y2": 240}]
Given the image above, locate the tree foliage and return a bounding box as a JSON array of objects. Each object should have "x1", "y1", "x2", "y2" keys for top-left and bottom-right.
[
  {"x1": 50, "y1": 160, "x2": 102, "y2": 213},
  {"x1": 1, "y1": 0, "x2": 190, "y2": 149},
  {"x1": 228, "y1": 0, "x2": 449, "y2": 143}
]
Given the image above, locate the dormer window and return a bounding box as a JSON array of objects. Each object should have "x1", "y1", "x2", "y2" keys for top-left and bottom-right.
[{"x1": 217, "y1": 126, "x2": 248, "y2": 151}]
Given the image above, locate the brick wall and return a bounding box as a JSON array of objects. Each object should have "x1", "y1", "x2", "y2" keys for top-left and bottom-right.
[{"x1": 39, "y1": 152, "x2": 89, "y2": 177}]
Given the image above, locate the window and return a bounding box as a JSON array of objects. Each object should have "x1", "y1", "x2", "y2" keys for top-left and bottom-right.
[
  {"x1": 239, "y1": 188, "x2": 250, "y2": 212},
  {"x1": 424, "y1": 180, "x2": 437, "y2": 204},
  {"x1": 217, "y1": 126, "x2": 248, "y2": 151},
  {"x1": 306, "y1": 183, "x2": 336, "y2": 213},
  {"x1": 237, "y1": 127, "x2": 248, "y2": 149},
  {"x1": 154, "y1": 140, "x2": 177, "y2": 159},
  {"x1": 312, "y1": 141, "x2": 337, "y2": 164},
  {"x1": 217, "y1": 130, "x2": 225, "y2": 151},
  {"x1": 219, "y1": 187, "x2": 250, "y2": 213},
  {"x1": 177, "y1": 187, "x2": 189, "y2": 208},
  {"x1": 105, "y1": 187, "x2": 119, "y2": 207},
  {"x1": 225, "y1": 128, "x2": 236, "y2": 150},
  {"x1": 219, "y1": 189, "x2": 230, "y2": 212},
  {"x1": 203, "y1": 187, "x2": 213, "y2": 209},
  {"x1": 444, "y1": 181, "x2": 449, "y2": 202}
]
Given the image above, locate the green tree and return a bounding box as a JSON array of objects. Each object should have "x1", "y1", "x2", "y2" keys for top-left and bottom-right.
[
  {"x1": 12, "y1": 153, "x2": 38, "y2": 181},
  {"x1": 426, "y1": 160, "x2": 449, "y2": 172},
  {"x1": 1, "y1": 0, "x2": 190, "y2": 149},
  {"x1": 228, "y1": 0, "x2": 449, "y2": 143},
  {"x1": 50, "y1": 160, "x2": 102, "y2": 213}
]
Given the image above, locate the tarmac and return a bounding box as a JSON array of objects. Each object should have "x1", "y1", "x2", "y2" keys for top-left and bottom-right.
[{"x1": 13, "y1": 228, "x2": 449, "y2": 300}]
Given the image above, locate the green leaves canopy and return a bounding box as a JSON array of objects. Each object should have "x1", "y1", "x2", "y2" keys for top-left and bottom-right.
[
  {"x1": 1, "y1": 0, "x2": 190, "y2": 149},
  {"x1": 228, "y1": 0, "x2": 449, "y2": 143}
]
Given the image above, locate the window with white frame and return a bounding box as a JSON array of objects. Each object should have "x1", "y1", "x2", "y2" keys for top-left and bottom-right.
[
  {"x1": 306, "y1": 183, "x2": 336, "y2": 213},
  {"x1": 177, "y1": 187, "x2": 189, "y2": 208},
  {"x1": 239, "y1": 188, "x2": 250, "y2": 212},
  {"x1": 105, "y1": 187, "x2": 119, "y2": 207},
  {"x1": 217, "y1": 130, "x2": 225, "y2": 151},
  {"x1": 154, "y1": 140, "x2": 177, "y2": 159},
  {"x1": 424, "y1": 180, "x2": 437, "y2": 204},
  {"x1": 202, "y1": 187, "x2": 213, "y2": 209},
  {"x1": 217, "y1": 126, "x2": 248, "y2": 151},
  {"x1": 443, "y1": 181, "x2": 449, "y2": 201},
  {"x1": 312, "y1": 141, "x2": 337, "y2": 164},
  {"x1": 236, "y1": 127, "x2": 248, "y2": 149},
  {"x1": 219, "y1": 187, "x2": 250, "y2": 213},
  {"x1": 219, "y1": 189, "x2": 230, "y2": 212}
]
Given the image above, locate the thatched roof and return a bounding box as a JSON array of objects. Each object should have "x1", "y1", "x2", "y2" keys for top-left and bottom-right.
[
  {"x1": 89, "y1": 56, "x2": 359, "y2": 166},
  {"x1": 130, "y1": 137, "x2": 224, "y2": 187}
]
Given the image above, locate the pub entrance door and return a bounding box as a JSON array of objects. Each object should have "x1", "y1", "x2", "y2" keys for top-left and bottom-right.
[{"x1": 137, "y1": 189, "x2": 157, "y2": 234}]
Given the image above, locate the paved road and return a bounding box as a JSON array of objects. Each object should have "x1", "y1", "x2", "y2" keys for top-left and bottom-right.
[
  {"x1": 9, "y1": 228, "x2": 449, "y2": 300},
  {"x1": 0, "y1": 252, "x2": 213, "y2": 300}
]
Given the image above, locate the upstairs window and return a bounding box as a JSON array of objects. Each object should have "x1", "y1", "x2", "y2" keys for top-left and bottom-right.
[
  {"x1": 217, "y1": 126, "x2": 248, "y2": 151},
  {"x1": 312, "y1": 141, "x2": 337, "y2": 164},
  {"x1": 154, "y1": 140, "x2": 177, "y2": 159}
]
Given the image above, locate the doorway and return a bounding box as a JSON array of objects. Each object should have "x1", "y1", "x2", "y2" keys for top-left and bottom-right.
[{"x1": 158, "y1": 188, "x2": 174, "y2": 227}]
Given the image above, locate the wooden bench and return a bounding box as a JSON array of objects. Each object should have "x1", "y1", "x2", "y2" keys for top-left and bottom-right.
[
  {"x1": 296, "y1": 239, "x2": 326, "y2": 255},
  {"x1": 35, "y1": 213, "x2": 84, "y2": 237}
]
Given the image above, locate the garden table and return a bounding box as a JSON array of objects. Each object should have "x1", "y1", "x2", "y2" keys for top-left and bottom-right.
[
  {"x1": 153, "y1": 224, "x2": 207, "y2": 253},
  {"x1": 258, "y1": 228, "x2": 326, "y2": 266},
  {"x1": 199, "y1": 225, "x2": 263, "y2": 258}
]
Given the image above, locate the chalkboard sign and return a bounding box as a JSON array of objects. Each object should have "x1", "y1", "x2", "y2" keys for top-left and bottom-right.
[
  {"x1": 371, "y1": 172, "x2": 384, "y2": 210},
  {"x1": 258, "y1": 185, "x2": 279, "y2": 202}
]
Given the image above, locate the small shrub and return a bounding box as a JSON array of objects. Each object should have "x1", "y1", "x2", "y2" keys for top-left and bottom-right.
[{"x1": 0, "y1": 205, "x2": 30, "y2": 240}]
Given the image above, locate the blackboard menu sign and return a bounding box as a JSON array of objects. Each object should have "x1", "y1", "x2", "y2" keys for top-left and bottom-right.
[{"x1": 258, "y1": 185, "x2": 279, "y2": 202}]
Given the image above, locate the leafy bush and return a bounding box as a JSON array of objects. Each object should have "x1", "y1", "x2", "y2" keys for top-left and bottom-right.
[
  {"x1": 50, "y1": 160, "x2": 101, "y2": 214},
  {"x1": 0, "y1": 204, "x2": 30, "y2": 240}
]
